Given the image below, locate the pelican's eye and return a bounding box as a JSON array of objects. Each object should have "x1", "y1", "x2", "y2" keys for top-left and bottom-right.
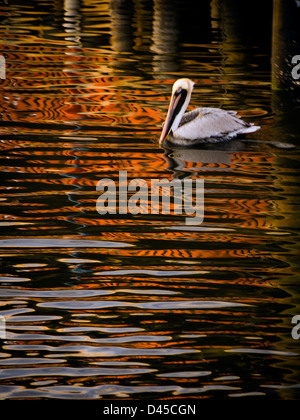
[{"x1": 175, "y1": 87, "x2": 183, "y2": 96}]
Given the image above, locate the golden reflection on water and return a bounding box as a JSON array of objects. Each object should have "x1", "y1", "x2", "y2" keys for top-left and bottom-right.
[{"x1": 0, "y1": 0, "x2": 300, "y2": 401}]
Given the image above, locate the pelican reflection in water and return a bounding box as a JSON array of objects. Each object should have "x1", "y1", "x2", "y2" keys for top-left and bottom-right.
[{"x1": 159, "y1": 78, "x2": 260, "y2": 146}]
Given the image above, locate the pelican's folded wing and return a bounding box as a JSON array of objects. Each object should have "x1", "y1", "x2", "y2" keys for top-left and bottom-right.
[{"x1": 175, "y1": 107, "x2": 259, "y2": 142}]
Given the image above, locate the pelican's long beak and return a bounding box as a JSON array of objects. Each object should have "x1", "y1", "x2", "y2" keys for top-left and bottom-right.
[{"x1": 159, "y1": 88, "x2": 187, "y2": 145}]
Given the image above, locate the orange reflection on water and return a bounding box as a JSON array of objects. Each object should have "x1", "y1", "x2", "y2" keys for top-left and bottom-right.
[{"x1": 1, "y1": 0, "x2": 299, "y2": 401}]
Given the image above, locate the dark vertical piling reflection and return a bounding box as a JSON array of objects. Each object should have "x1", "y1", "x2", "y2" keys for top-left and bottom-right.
[
  {"x1": 272, "y1": 0, "x2": 300, "y2": 91},
  {"x1": 151, "y1": 0, "x2": 179, "y2": 75},
  {"x1": 110, "y1": 0, "x2": 134, "y2": 53},
  {"x1": 271, "y1": 0, "x2": 300, "y2": 142}
]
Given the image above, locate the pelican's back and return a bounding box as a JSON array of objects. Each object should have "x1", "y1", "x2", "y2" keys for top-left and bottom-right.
[{"x1": 173, "y1": 107, "x2": 259, "y2": 145}]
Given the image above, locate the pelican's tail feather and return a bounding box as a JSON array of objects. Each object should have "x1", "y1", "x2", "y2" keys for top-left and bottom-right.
[{"x1": 239, "y1": 123, "x2": 260, "y2": 134}]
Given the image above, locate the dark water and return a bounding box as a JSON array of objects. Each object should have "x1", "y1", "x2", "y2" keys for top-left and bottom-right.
[{"x1": 0, "y1": 0, "x2": 300, "y2": 401}]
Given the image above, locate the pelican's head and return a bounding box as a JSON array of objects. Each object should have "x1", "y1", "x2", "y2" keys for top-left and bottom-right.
[{"x1": 159, "y1": 78, "x2": 194, "y2": 145}]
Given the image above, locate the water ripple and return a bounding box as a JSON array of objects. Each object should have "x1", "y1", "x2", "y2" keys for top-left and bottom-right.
[
  {"x1": 0, "y1": 239, "x2": 133, "y2": 248},
  {"x1": 0, "y1": 367, "x2": 156, "y2": 380},
  {"x1": 37, "y1": 299, "x2": 247, "y2": 310}
]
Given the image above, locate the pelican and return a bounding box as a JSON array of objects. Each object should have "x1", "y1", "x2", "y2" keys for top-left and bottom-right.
[{"x1": 159, "y1": 78, "x2": 260, "y2": 146}]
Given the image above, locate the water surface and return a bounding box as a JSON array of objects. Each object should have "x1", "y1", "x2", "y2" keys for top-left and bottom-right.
[{"x1": 0, "y1": 0, "x2": 300, "y2": 400}]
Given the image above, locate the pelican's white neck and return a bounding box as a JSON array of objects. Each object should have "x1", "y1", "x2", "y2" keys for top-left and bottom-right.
[{"x1": 171, "y1": 79, "x2": 194, "y2": 133}]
